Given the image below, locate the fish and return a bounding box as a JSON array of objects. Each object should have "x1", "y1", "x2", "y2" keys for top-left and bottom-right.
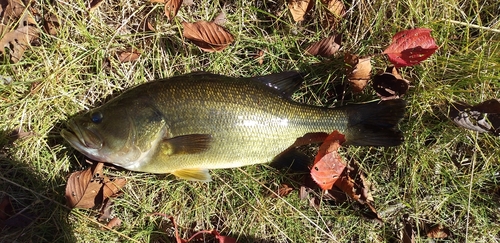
[{"x1": 61, "y1": 72, "x2": 405, "y2": 181}]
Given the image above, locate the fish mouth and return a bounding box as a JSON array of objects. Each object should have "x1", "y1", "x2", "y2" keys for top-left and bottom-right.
[{"x1": 61, "y1": 119, "x2": 103, "y2": 152}]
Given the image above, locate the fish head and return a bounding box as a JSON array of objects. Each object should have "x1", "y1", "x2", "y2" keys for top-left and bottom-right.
[{"x1": 61, "y1": 101, "x2": 167, "y2": 167}]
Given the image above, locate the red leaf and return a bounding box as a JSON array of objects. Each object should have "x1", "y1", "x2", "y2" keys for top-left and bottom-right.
[
  {"x1": 310, "y1": 131, "x2": 346, "y2": 190},
  {"x1": 383, "y1": 28, "x2": 438, "y2": 67}
]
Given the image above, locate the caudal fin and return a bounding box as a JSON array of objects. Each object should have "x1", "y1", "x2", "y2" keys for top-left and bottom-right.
[{"x1": 344, "y1": 99, "x2": 406, "y2": 146}]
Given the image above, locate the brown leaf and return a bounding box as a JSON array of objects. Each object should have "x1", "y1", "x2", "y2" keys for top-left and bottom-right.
[
  {"x1": 182, "y1": 21, "x2": 234, "y2": 52},
  {"x1": 402, "y1": 214, "x2": 415, "y2": 243},
  {"x1": 305, "y1": 35, "x2": 341, "y2": 57},
  {"x1": 1, "y1": 0, "x2": 26, "y2": 23},
  {"x1": 102, "y1": 177, "x2": 127, "y2": 198},
  {"x1": 288, "y1": 0, "x2": 314, "y2": 22},
  {"x1": 426, "y1": 225, "x2": 450, "y2": 239},
  {"x1": 334, "y1": 163, "x2": 381, "y2": 220},
  {"x1": 272, "y1": 184, "x2": 294, "y2": 198},
  {"x1": 65, "y1": 163, "x2": 105, "y2": 208},
  {"x1": 0, "y1": 26, "x2": 40, "y2": 63},
  {"x1": 373, "y1": 71, "x2": 409, "y2": 100},
  {"x1": 164, "y1": 0, "x2": 182, "y2": 20},
  {"x1": 320, "y1": 0, "x2": 345, "y2": 28},
  {"x1": 88, "y1": 0, "x2": 105, "y2": 11},
  {"x1": 344, "y1": 53, "x2": 371, "y2": 93},
  {"x1": 448, "y1": 99, "x2": 500, "y2": 135},
  {"x1": 140, "y1": 18, "x2": 156, "y2": 32},
  {"x1": 98, "y1": 198, "x2": 114, "y2": 221},
  {"x1": 116, "y1": 48, "x2": 141, "y2": 63},
  {"x1": 256, "y1": 49, "x2": 265, "y2": 65},
  {"x1": 105, "y1": 217, "x2": 122, "y2": 230},
  {"x1": 43, "y1": 13, "x2": 60, "y2": 36},
  {"x1": 65, "y1": 162, "x2": 127, "y2": 209}
]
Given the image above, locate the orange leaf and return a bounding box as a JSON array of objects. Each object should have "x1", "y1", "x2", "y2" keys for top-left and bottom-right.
[
  {"x1": 344, "y1": 53, "x2": 371, "y2": 93},
  {"x1": 383, "y1": 28, "x2": 438, "y2": 67},
  {"x1": 320, "y1": 0, "x2": 345, "y2": 28},
  {"x1": 182, "y1": 21, "x2": 234, "y2": 52},
  {"x1": 305, "y1": 35, "x2": 341, "y2": 57},
  {"x1": 105, "y1": 217, "x2": 122, "y2": 230},
  {"x1": 288, "y1": 0, "x2": 314, "y2": 22},
  {"x1": 164, "y1": 0, "x2": 182, "y2": 20},
  {"x1": 310, "y1": 131, "x2": 346, "y2": 190},
  {"x1": 117, "y1": 48, "x2": 141, "y2": 62}
]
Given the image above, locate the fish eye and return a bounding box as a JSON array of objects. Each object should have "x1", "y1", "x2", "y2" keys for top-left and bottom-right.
[{"x1": 90, "y1": 112, "x2": 103, "y2": 124}]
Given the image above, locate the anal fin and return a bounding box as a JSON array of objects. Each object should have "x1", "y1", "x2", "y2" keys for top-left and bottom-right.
[{"x1": 171, "y1": 168, "x2": 212, "y2": 182}]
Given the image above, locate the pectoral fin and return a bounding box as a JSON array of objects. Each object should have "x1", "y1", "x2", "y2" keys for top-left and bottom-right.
[
  {"x1": 172, "y1": 168, "x2": 212, "y2": 182},
  {"x1": 162, "y1": 134, "x2": 212, "y2": 155}
]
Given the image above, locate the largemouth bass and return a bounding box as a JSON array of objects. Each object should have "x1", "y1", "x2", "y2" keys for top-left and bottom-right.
[{"x1": 61, "y1": 72, "x2": 405, "y2": 181}]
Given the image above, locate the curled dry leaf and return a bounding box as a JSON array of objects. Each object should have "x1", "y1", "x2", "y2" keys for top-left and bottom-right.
[
  {"x1": 164, "y1": 0, "x2": 182, "y2": 20},
  {"x1": 65, "y1": 162, "x2": 127, "y2": 209},
  {"x1": 344, "y1": 53, "x2": 371, "y2": 93},
  {"x1": 402, "y1": 214, "x2": 416, "y2": 243},
  {"x1": 320, "y1": 0, "x2": 345, "y2": 28},
  {"x1": 182, "y1": 21, "x2": 234, "y2": 52},
  {"x1": 288, "y1": 0, "x2": 314, "y2": 22},
  {"x1": 373, "y1": 69, "x2": 409, "y2": 100},
  {"x1": 383, "y1": 28, "x2": 438, "y2": 67},
  {"x1": 43, "y1": 13, "x2": 60, "y2": 36},
  {"x1": 0, "y1": 26, "x2": 40, "y2": 63},
  {"x1": 105, "y1": 217, "x2": 122, "y2": 230},
  {"x1": 117, "y1": 48, "x2": 141, "y2": 63},
  {"x1": 305, "y1": 35, "x2": 341, "y2": 57},
  {"x1": 334, "y1": 163, "x2": 381, "y2": 220},
  {"x1": 272, "y1": 184, "x2": 294, "y2": 198},
  {"x1": 448, "y1": 99, "x2": 500, "y2": 135},
  {"x1": 310, "y1": 131, "x2": 346, "y2": 190}
]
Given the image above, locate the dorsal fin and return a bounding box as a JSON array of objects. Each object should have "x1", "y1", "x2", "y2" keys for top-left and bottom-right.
[{"x1": 253, "y1": 71, "x2": 305, "y2": 97}]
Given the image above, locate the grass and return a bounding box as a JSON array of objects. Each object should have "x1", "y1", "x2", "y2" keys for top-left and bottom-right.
[{"x1": 1, "y1": 0, "x2": 499, "y2": 242}]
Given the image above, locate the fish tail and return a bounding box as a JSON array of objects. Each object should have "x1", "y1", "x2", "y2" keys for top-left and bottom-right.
[{"x1": 344, "y1": 99, "x2": 406, "y2": 146}]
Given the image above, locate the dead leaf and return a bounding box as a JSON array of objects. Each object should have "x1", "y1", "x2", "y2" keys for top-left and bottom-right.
[
  {"x1": 272, "y1": 184, "x2": 294, "y2": 198},
  {"x1": 116, "y1": 48, "x2": 141, "y2": 62},
  {"x1": 140, "y1": 18, "x2": 156, "y2": 32},
  {"x1": 426, "y1": 225, "x2": 450, "y2": 239},
  {"x1": 43, "y1": 13, "x2": 60, "y2": 36},
  {"x1": 320, "y1": 0, "x2": 345, "y2": 28},
  {"x1": 310, "y1": 131, "x2": 346, "y2": 190},
  {"x1": 344, "y1": 53, "x2": 371, "y2": 93},
  {"x1": 334, "y1": 163, "x2": 381, "y2": 220},
  {"x1": 448, "y1": 99, "x2": 500, "y2": 135},
  {"x1": 402, "y1": 214, "x2": 415, "y2": 243},
  {"x1": 164, "y1": 0, "x2": 182, "y2": 20},
  {"x1": 182, "y1": 21, "x2": 234, "y2": 52},
  {"x1": 213, "y1": 11, "x2": 227, "y2": 26},
  {"x1": 256, "y1": 49, "x2": 265, "y2": 65},
  {"x1": 98, "y1": 198, "x2": 114, "y2": 221},
  {"x1": 305, "y1": 35, "x2": 341, "y2": 57},
  {"x1": 88, "y1": 0, "x2": 105, "y2": 11},
  {"x1": 1, "y1": 0, "x2": 27, "y2": 23},
  {"x1": 373, "y1": 71, "x2": 409, "y2": 100},
  {"x1": 65, "y1": 162, "x2": 127, "y2": 209},
  {"x1": 383, "y1": 28, "x2": 438, "y2": 67},
  {"x1": 288, "y1": 0, "x2": 314, "y2": 22},
  {"x1": 105, "y1": 217, "x2": 122, "y2": 230},
  {"x1": 0, "y1": 26, "x2": 40, "y2": 63}
]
